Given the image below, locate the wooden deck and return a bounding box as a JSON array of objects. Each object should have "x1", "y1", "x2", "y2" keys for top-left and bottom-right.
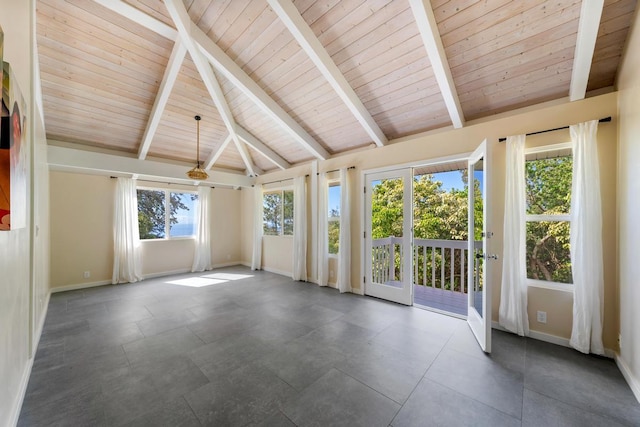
[{"x1": 414, "y1": 285, "x2": 467, "y2": 317}]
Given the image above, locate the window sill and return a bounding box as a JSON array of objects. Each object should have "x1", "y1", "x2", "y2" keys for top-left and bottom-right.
[
  {"x1": 140, "y1": 236, "x2": 196, "y2": 242},
  {"x1": 328, "y1": 254, "x2": 338, "y2": 259},
  {"x1": 526, "y1": 279, "x2": 573, "y2": 293}
]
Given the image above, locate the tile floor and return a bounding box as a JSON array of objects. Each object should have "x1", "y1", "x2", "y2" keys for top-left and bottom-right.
[{"x1": 18, "y1": 267, "x2": 640, "y2": 426}]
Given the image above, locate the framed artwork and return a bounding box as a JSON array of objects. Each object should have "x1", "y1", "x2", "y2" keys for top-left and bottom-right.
[{"x1": 1, "y1": 57, "x2": 28, "y2": 231}]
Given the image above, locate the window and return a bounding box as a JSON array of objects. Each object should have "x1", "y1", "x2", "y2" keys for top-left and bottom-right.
[
  {"x1": 137, "y1": 188, "x2": 197, "y2": 239},
  {"x1": 525, "y1": 146, "x2": 573, "y2": 286},
  {"x1": 328, "y1": 183, "x2": 341, "y2": 255},
  {"x1": 263, "y1": 189, "x2": 294, "y2": 236}
]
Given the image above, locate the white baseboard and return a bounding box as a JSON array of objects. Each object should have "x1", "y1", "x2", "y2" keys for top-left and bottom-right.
[
  {"x1": 615, "y1": 354, "x2": 640, "y2": 403},
  {"x1": 491, "y1": 321, "x2": 615, "y2": 359},
  {"x1": 10, "y1": 290, "x2": 51, "y2": 427},
  {"x1": 210, "y1": 261, "x2": 242, "y2": 269},
  {"x1": 352, "y1": 287, "x2": 364, "y2": 296},
  {"x1": 51, "y1": 279, "x2": 112, "y2": 293},
  {"x1": 262, "y1": 266, "x2": 292, "y2": 277}
]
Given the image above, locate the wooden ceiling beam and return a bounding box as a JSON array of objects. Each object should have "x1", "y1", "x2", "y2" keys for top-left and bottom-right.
[
  {"x1": 92, "y1": 0, "x2": 178, "y2": 40},
  {"x1": 204, "y1": 134, "x2": 233, "y2": 170},
  {"x1": 569, "y1": 0, "x2": 605, "y2": 101},
  {"x1": 138, "y1": 40, "x2": 186, "y2": 160},
  {"x1": 191, "y1": 24, "x2": 330, "y2": 160},
  {"x1": 236, "y1": 125, "x2": 291, "y2": 171},
  {"x1": 409, "y1": 0, "x2": 465, "y2": 129},
  {"x1": 165, "y1": 0, "x2": 262, "y2": 177},
  {"x1": 268, "y1": 0, "x2": 387, "y2": 147}
]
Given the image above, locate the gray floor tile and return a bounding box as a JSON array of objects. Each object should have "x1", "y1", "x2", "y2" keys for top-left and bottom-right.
[
  {"x1": 282, "y1": 368, "x2": 400, "y2": 427},
  {"x1": 522, "y1": 388, "x2": 627, "y2": 427},
  {"x1": 185, "y1": 362, "x2": 296, "y2": 426},
  {"x1": 260, "y1": 334, "x2": 347, "y2": 391},
  {"x1": 335, "y1": 340, "x2": 431, "y2": 404},
  {"x1": 392, "y1": 378, "x2": 520, "y2": 427},
  {"x1": 425, "y1": 348, "x2": 524, "y2": 418},
  {"x1": 19, "y1": 267, "x2": 640, "y2": 426},
  {"x1": 524, "y1": 339, "x2": 640, "y2": 425},
  {"x1": 122, "y1": 397, "x2": 201, "y2": 427},
  {"x1": 123, "y1": 326, "x2": 205, "y2": 365}
]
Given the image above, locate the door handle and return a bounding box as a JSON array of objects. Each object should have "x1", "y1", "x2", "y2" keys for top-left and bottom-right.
[{"x1": 476, "y1": 253, "x2": 498, "y2": 260}]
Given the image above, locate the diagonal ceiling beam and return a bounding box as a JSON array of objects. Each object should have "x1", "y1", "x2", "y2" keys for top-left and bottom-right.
[
  {"x1": 268, "y1": 0, "x2": 387, "y2": 147},
  {"x1": 191, "y1": 25, "x2": 330, "y2": 160},
  {"x1": 93, "y1": 0, "x2": 177, "y2": 40},
  {"x1": 569, "y1": 0, "x2": 605, "y2": 101},
  {"x1": 236, "y1": 126, "x2": 290, "y2": 170},
  {"x1": 164, "y1": 0, "x2": 261, "y2": 177},
  {"x1": 409, "y1": 0, "x2": 465, "y2": 129},
  {"x1": 204, "y1": 134, "x2": 233, "y2": 170},
  {"x1": 94, "y1": 0, "x2": 298, "y2": 169},
  {"x1": 138, "y1": 39, "x2": 186, "y2": 159}
]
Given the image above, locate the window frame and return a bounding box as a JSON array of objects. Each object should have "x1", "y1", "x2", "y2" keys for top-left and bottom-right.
[
  {"x1": 137, "y1": 186, "x2": 198, "y2": 241},
  {"x1": 524, "y1": 142, "x2": 573, "y2": 293},
  {"x1": 327, "y1": 180, "x2": 341, "y2": 258},
  {"x1": 262, "y1": 187, "x2": 294, "y2": 237}
]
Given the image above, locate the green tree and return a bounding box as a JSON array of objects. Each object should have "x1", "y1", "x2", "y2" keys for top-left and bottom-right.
[
  {"x1": 525, "y1": 156, "x2": 573, "y2": 283},
  {"x1": 328, "y1": 207, "x2": 340, "y2": 254},
  {"x1": 137, "y1": 190, "x2": 193, "y2": 239},
  {"x1": 263, "y1": 192, "x2": 282, "y2": 235}
]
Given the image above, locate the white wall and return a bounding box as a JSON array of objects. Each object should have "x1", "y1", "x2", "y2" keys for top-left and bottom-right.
[
  {"x1": 0, "y1": 1, "x2": 50, "y2": 426},
  {"x1": 616, "y1": 7, "x2": 640, "y2": 401}
]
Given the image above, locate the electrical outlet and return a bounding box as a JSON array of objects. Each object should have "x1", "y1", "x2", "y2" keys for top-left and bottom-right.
[
  {"x1": 83, "y1": 271, "x2": 91, "y2": 279},
  {"x1": 536, "y1": 311, "x2": 547, "y2": 324}
]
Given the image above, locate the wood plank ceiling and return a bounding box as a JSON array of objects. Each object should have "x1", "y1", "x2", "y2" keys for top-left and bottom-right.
[{"x1": 36, "y1": 0, "x2": 637, "y2": 176}]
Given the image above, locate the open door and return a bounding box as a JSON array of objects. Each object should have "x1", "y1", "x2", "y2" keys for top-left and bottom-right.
[
  {"x1": 467, "y1": 140, "x2": 492, "y2": 353},
  {"x1": 364, "y1": 168, "x2": 413, "y2": 305}
]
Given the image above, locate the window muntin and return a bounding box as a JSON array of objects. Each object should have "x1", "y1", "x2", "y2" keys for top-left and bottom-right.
[
  {"x1": 328, "y1": 183, "x2": 340, "y2": 255},
  {"x1": 525, "y1": 151, "x2": 573, "y2": 285},
  {"x1": 137, "y1": 188, "x2": 197, "y2": 240},
  {"x1": 263, "y1": 189, "x2": 294, "y2": 236}
]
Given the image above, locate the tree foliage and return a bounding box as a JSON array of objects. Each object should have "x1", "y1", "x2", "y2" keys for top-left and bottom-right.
[
  {"x1": 525, "y1": 156, "x2": 573, "y2": 283},
  {"x1": 137, "y1": 190, "x2": 193, "y2": 239},
  {"x1": 263, "y1": 190, "x2": 294, "y2": 236}
]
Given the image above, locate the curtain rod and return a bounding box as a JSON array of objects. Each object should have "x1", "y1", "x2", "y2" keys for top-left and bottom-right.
[
  {"x1": 317, "y1": 165, "x2": 356, "y2": 175},
  {"x1": 498, "y1": 116, "x2": 611, "y2": 142},
  {"x1": 258, "y1": 174, "x2": 310, "y2": 187},
  {"x1": 110, "y1": 176, "x2": 216, "y2": 188}
]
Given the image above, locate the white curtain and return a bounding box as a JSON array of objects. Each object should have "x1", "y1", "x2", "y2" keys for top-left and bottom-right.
[
  {"x1": 569, "y1": 120, "x2": 604, "y2": 355},
  {"x1": 337, "y1": 168, "x2": 352, "y2": 293},
  {"x1": 317, "y1": 173, "x2": 329, "y2": 286},
  {"x1": 292, "y1": 176, "x2": 307, "y2": 281},
  {"x1": 192, "y1": 186, "x2": 213, "y2": 272},
  {"x1": 251, "y1": 185, "x2": 263, "y2": 271},
  {"x1": 112, "y1": 177, "x2": 143, "y2": 284},
  {"x1": 498, "y1": 135, "x2": 529, "y2": 336}
]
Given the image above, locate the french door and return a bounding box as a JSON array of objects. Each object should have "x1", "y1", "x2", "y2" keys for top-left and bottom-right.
[
  {"x1": 364, "y1": 168, "x2": 413, "y2": 305},
  {"x1": 467, "y1": 140, "x2": 492, "y2": 353}
]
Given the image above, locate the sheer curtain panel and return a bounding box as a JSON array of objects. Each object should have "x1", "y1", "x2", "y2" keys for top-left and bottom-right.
[
  {"x1": 317, "y1": 173, "x2": 329, "y2": 286},
  {"x1": 498, "y1": 135, "x2": 529, "y2": 336},
  {"x1": 570, "y1": 120, "x2": 604, "y2": 355},
  {"x1": 251, "y1": 186, "x2": 263, "y2": 271},
  {"x1": 337, "y1": 168, "x2": 352, "y2": 293},
  {"x1": 292, "y1": 176, "x2": 307, "y2": 281},
  {"x1": 192, "y1": 186, "x2": 212, "y2": 272},
  {"x1": 112, "y1": 177, "x2": 143, "y2": 284}
]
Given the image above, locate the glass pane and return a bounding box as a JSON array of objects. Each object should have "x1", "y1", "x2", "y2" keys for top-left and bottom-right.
[
  {"x1": 328, "y1": 184, "x2": 340, "y2": 217},
  {"x1": 283, "y1": 190, "x2": 294, "y2": 235},
  {"x1": 137, "y1": 189, "x2": 166, "y2": 239},
  {"x1": 472, "y1": 159, "x2": 484, "y2": 318},
  {"x1": 526, "y1": 220, "x2": 572, "y2": 283},
  {"x1": 525, "y1": 156, "x2": 572, "y2": 215},
  {"x1": 370, "y1": 177, "x2": 404, "y2": 285},
  {"x1": 263, "y1": 192, "x2": 282, "y2": 235},
  {"x1": 328, "y1": 219, "x2": 340, "y2": 254},
  {"x1": 169, "y1": 192, "x2": 197, "y2": 237}
]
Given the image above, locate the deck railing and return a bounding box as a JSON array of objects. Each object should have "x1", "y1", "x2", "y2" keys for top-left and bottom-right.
[{"x1": 371, "y1": 237, "x2": 482, "y2": 297}]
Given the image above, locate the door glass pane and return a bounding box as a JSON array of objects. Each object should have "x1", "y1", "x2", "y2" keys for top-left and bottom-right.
[
  {"x1": 370, "y1": 177, "x2": 404, "y2": 287},
  {"x1": 471, "y1": 159, "x2": 484, "y2": 317}
]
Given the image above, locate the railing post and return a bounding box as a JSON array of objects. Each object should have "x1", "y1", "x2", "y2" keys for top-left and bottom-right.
[{"x1": 389, "y1": 237, "x2": 395, "y2": 282}]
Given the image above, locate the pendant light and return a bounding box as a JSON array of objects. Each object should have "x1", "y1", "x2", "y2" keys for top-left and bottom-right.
[{"x1": 186, "y1": 115, "x2": 209, "y2": 180}]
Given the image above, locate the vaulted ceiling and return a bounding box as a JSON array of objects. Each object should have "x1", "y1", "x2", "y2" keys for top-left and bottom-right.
[{"x1": 36, "y1": 0, "x2": 637, "y2": 176}]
